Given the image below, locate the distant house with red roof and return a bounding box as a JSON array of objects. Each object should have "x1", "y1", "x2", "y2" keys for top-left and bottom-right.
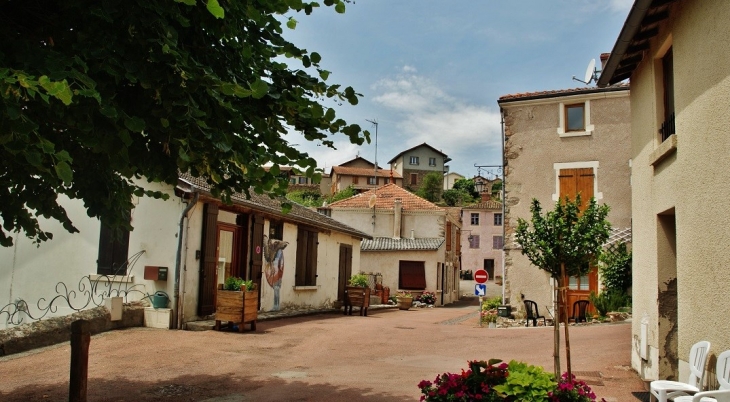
[
  {"x1": 329, "y1": 156, "x2": 402, "y2": 196},
  {"x1": 324, "y1": 184, "x2": 461, "y2": 305}
]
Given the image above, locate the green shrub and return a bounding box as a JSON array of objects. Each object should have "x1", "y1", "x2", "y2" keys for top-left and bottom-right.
[
  {"x1": 492, "y1": 360, "x2": 556, "y2": 402},
  {"x1": 482, "y1": 296, "x2": 502, "y2": 310},
  {"x1": 348, "y1": 273, "x2": 369, "y2": 288},
  {"x1": 286, "y1": 190, "x2": 323, "y2": 207},
  {"x1": 589, "y1": 290, "x2": 631, "y2": 316},
  {"x1": 223, "y1": 277, "x2": 255, "y2": 291},
  {"x1": 599, "y1": 241, "x2": 631, "y2": 294},
  {"x1": 328, "y1": 186, "x2": 356, "y2": 203}
]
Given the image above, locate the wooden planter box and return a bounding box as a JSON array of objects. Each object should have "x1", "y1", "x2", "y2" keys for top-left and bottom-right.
[
  {"x1": 344, "y1": 286, "x2": 371, "y2": 316},
  {"x1": 215, "y1": 284, "x2": 258, "y2": 332}
]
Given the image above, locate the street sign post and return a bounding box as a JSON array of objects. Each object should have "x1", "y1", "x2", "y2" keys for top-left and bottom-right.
[{"x1": 474, "y1": 269, "x2": 489, "y2": 284}]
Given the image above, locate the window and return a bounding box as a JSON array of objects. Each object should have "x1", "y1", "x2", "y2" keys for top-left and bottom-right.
[
  {"x1": 470, "y1": 213, "x2": 479, "y2": 225},
  {"x1": 298, "y1": 177, "x2": 308, "y2": 184},
  {"x1": 494, "y1": 213, "x2": 502, "y2": 226},
  {"x1": 295, "y1": 227, "x2": 318, "y2": 286},
  {"x1": 569, "y1": 274, "x2": 590, "y2": 291},
  {"x1": 367, "y1": 177, "x2": 376, "y2": 185},
  {"x1": 492, "y1": 236, "x2": 503, "y2": 250},
  {"x1": 317, "y1": 208, "x2": 331, "y2": 217},
  {"x1": 383, "y1": 177, "x2": 390, "y2": 184},
  {"x1": 399, "y1": 261, "x2": 426, "y2": 290},
  {"x1": 269, "y1": 221, "x2": 284, "y2": 240},
  {"x1": 410, "y1": 173, "x2": 418, "y2": 185},
  {"x1": 97, "y1": 217, "x2": 130, "y2": 275},
  {"x1": 352, "y1": 176, "x2": 359, "y2": 185},
  {"x1": 660, "y1": 47, "x2": 675, "y2": 142},
  {"x1": 565, "y1": 104, "x2": 585, "y2": 132},
  {"x1": 409, "y1": 156, "x2": 419, "y2": 165},
  {"x1": 468, "y1": 235, "x2": 480, "y2": 249},
  {"x1": 289, "y1": 178, "x2": 296, "y2": 185},
  {"x1": 558, "y1": 101, "x2": 593, "y2": 137},
  {"x1": 428, "y1": 157, "x2": 436, "y2": 166}
]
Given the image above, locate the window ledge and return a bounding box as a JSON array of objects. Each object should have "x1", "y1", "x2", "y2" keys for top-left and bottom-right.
[
  {"x1": 558, "y1": 128, "x2": 594, "y2": 138},
  {"x1": 89, "y1": 274, "x2": 134, "y2": 283},
  {"x1": 293, "y1": 285, "x2": 318, "y2": 291},
  {"x1": 650, "y1": 134, "x2": 677, "y2": 166}
]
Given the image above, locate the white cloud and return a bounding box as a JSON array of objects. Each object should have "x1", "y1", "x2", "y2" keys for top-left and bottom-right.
[
  {"x1": 370, "y1": 68, "x2": 502, "y2": 171},
  {"x1": 402, "y1": 65, "x2": 417, "y2": 73}
]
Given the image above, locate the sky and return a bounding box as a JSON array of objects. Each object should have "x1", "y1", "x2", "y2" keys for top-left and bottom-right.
[{"x1": 282, "y1": 0, "x2": 634, "y2": 179}]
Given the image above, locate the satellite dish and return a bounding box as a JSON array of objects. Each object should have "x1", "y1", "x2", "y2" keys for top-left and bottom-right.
[
  {"x1": 368, "y1": 195, "x2": 377, "y2": 208},
  {"x1": 572, "y1": 58, "x2": 601, "y2": 85}
]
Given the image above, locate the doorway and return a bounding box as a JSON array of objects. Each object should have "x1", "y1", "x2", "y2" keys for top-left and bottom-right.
[{"x1": 483, "y1": 259, "x2": 495, "y2": 280}]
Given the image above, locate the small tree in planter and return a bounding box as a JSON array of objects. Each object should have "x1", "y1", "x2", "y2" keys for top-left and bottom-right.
[
  {"x1": 515, "y1": 195, "x2": 610, "y2": 379},
  {"x1": 215, "y1": 276, "x2": 258, "y2": 332}
]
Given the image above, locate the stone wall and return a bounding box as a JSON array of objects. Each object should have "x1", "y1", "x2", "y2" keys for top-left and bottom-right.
[{"x1": 0, "y1": 302, "x2": 145, "y2": 357}]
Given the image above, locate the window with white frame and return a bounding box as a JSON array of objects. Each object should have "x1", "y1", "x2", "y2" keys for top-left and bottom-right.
[
  {"x1": 494, "y1": 213, "x2": 502, "y2": 226},
  {"x1": 558, "y1": 100, "x2": 594, "y2": 137},
  {"x1": 367, "y1": 177, "x2": 376, "y2": 185},
  {"x1": 470, "y1": 213, "x2": 479, "y2": 225},
  {"x1": 409, "y1": 156, "x2": 419, "y2": 165}
]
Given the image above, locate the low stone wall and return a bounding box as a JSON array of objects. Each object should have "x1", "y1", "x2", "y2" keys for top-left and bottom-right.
[{"x1": 0, "y1": 302, "x2": 145, "y2": 357}]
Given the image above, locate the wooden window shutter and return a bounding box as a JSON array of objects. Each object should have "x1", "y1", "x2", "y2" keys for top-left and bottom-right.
[
  {"x1": 97, "y1": 216, "x2": 130, "y2": 276},
  {"x1": 559, "y1": 168, "x2": 595, "y2": 211},
  {"x1": 198, "y1": 203, "x2": 219, "y2": 316},
  {"x1": 456, "y1": 229, "x2": 461, "y2": 255},
  {"x1": 295, "y1": 228, "x2": 308, "y2": 286},
  {"x1": 399, "y1": 261, "x2": 426, "y2": 289},
  {"x1": 446, "y1": 221, "x2": 452, "y2": 251},
  {"x1": 307, "y1": 231, "x2": 318, "y2": 285}
]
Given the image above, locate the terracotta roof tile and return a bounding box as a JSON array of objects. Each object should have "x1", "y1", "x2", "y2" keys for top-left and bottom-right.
[
  {"x1": 331, "y1": 166, "x2": 401, "y2": 178},
  {"x1": 361, "y1": 237, "x2": 444, "y2": 251},
  {"x1": 463, "y1": 201, "x2": 503, "y2": 210},
  {"x1": 177, "y1": 173, "x2": 371, "y2": 239},
  {"x1": 498, "y1": 83, "x2": 629, "y2": 103},
  {"x1": 328, "y1": 183, "x2": 443, "y2": 211}
]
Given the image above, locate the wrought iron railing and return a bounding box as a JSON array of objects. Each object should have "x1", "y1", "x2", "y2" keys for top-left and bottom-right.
[
  {"x1": 659, "y1": 112, "x2": 675, "y2": 142},
  {"x1": 0, "y1": 250, "x2": 148, "y2": 327}
]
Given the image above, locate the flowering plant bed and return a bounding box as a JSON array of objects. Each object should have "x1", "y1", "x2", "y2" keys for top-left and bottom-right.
[
  {"x1": 417, "y1": 291, "x2": 436, "y2": 305},
  {"x1": 418, "y1": 360, "x2": 604, "y2": 402}
]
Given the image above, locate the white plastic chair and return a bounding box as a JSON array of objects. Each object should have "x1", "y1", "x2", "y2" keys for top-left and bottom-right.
[
  {"x1": 650, "y1": 341, "x2": 711, "y2": 402},
  {"x1": 675, "y1": 350, "x2": 730, "y2": 402}
]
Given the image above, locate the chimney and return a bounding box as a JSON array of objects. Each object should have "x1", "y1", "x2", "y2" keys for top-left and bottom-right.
[
  {"x1": 481, "y1": 193, "x2": 491, "y2": 202},
  {"x1": 393, "y1": 198, "x2": 402, "y2": 239},
  {"x1": 600, "y1": 53, "x2": 610, "y2": 70}
]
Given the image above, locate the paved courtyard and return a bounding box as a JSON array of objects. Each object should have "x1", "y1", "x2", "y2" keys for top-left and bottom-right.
[{"x1": 0, "y1": 295, "x2": 647, "y2": 402}]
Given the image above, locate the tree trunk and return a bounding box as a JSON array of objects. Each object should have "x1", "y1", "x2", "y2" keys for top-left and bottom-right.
[
  {"x1": 561, "y1": 262, "x2": 572, "y2": 381},
  {"x1": 553, "y1": 280, "x2": 561, "y2": 379}
]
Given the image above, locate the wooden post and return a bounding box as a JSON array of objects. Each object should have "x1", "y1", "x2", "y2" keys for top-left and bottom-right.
[{"x1": 69, "y1": 319, "x2": 90, "y2": 402}]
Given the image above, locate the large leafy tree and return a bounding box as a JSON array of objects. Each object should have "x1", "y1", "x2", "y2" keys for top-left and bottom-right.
[
  {"x1": 0, "y1": 0, "x2": 367, "y2": 247},
  {"x1": 515, "y1": 195, "x2": 610, "y2": 379},
  {"x1": 415, "y1": 172, "x2": 443, "y2": 202}
]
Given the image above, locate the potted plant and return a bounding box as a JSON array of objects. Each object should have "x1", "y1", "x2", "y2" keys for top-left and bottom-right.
[
  {"x1": 215, "y1": 276, "x2": 258, "y2": 332},
  {"x1": 344, "y1": 273, "x2": 371, "y2": 316},
  {"x1": 418, "y1": 291, "x2": 437, "y2": 306},
  {"x1": 395, "y1": 291, "x2": 414, "y2": 310}
]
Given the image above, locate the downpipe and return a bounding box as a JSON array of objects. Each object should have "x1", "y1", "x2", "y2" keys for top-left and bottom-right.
[{"x1": 173, "y1": 191, "x2": 198, "y2": 329}]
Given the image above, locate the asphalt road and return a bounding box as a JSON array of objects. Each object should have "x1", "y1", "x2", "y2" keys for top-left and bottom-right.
[{"x1": 0, "y1": 299, "x2": 646, "y2": 402}]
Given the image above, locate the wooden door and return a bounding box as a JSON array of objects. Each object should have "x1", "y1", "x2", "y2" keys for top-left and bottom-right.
[
  {"x1": 337, "y1": 244, "x2": 353, "y2": 302},
  {"x1": 484, "y1": 259, "x2": 495, "y2": 280},
  {"x1": 198, "y1": 203, "x2": 218, "y2": 316},
  {"x1": 559, "y1": 168, "x2": 598, "y2": 320}
]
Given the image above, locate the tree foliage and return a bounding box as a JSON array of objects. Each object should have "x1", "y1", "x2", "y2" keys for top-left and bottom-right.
[
  {"x1": 598, "y1": 241, "x2": 632, "y2": 294},
  {"x1": 0, "y1": 0, "x2": 367, "y2": 246},
  {"x1": 416, "y1": 172, "x2": 443, "y2": 202},
  {"x1": 443, "y1": 178, "x2": 479, "y2": 206},
  {"x1": 515, "y1": 195, "x2": 611, "y2": 279},
  {"x1": 453, "y1": 178, "x2": 479, "y2": 199}
]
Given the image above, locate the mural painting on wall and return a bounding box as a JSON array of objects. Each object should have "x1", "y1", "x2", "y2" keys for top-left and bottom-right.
[{"x1": 264, "y1": 236, "x2": 289, "y2": 311}]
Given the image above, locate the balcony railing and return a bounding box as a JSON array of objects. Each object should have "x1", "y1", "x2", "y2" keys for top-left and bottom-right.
[{"x1": 659, "y1": 112, "x2": 675, "y2": 142}]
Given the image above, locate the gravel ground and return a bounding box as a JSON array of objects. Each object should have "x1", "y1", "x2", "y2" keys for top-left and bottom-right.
[{"x1": 0, "y1": 296, "x2": 646, "y2": 402}]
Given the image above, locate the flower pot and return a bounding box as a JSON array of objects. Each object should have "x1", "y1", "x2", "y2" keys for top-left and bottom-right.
[
  {"x1": 396, "y1": 296, "x2": 413, "y2": 310},
  {"x1": 488, "y1": 322, "x2": 497, "y2": 328},
  {"x1": 215, "y1": 284, "x2": 258, "y2": 332}
]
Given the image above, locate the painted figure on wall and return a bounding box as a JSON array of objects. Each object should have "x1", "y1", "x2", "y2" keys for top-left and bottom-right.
[{"x1": 263, "y1": 236, "x2": 288, "y2": 311}]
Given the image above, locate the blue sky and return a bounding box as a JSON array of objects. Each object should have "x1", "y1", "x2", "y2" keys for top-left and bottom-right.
[{"x1": 283, "y1": 1, "x2": 633, "y2": 179}]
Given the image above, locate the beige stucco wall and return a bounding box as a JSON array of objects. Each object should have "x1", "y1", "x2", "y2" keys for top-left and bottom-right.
[
  {"x1": 0, "y1": 182, "x2": 185, "y2": 330},
  {"x1": 627, "y1": 0, "x2": 730, "y2": 381},
  {"x1": 500, "y1": 89, "x2": 631, "y2": 315},
  {"x1": 361, "y1": 248, "x2": 447, "y2": 302},
  {"x1": 331, "y1": 208, "x2": 445, "y2": 240}
]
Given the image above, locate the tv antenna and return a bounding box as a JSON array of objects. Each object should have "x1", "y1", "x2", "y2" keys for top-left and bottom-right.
[{"x1": 572, "y1": 59, "x2": 601, "y2": 85}]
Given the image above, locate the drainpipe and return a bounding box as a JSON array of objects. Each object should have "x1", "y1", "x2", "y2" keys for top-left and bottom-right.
[
  {"x1": 173, "y1": 191, "x2": 198, "y2": 329},
  {"x1": 500, "y1": 108, "x2": 507, "y2": 304}
]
